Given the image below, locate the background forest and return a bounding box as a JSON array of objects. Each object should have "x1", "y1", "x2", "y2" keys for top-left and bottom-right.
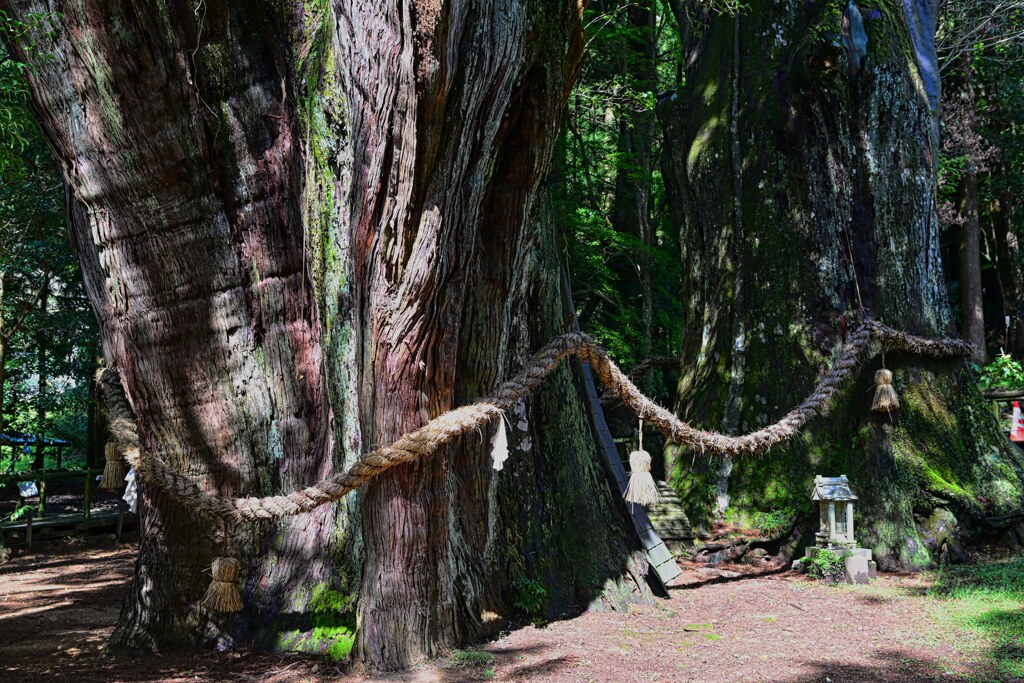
[{"x1": 1, "y1": 15, "x2": 96, "y2": 472}]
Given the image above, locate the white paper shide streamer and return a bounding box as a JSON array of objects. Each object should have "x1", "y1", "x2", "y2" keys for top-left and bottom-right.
[
  {"x1": 123, "y1": 466, "x2": 139, "y2": 514},
  {"x1": 490, "y1": 414, "x2": 509, "y2": 471}
]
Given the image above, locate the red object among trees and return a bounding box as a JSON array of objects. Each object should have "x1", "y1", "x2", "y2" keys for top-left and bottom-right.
[{"x1": 1011, "y1": 402, "x2": 1024, "y2": 441}]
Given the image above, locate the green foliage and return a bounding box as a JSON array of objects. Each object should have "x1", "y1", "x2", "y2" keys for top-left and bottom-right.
[
  {"x1": 555, "y1": 1, "x2": 684, "y2": 386},
  {"x1": 805, "y1": 549, "x2": 850, "y2": 582},
  {"x1": 511, "y1": 576, "x2": 547, "y2": 618},
  {"x1": 8, "y1": 500, "x2": 31, "y2": 522},
  {"x1": 751, "y1": 508, "x2": 794, "y2": 537},
  {"x1": 928, "y1": 556, "x2": 1024, "y2": 679},
  {"x1": 975, "y1": 353, "x2": 1024, "y2": 392},
  {"x1": 0, "y1": 18, "x2": 99, "y2": 468},
  {"x1": 0, "y1": 10, "x2": 60, "y2": 180}
]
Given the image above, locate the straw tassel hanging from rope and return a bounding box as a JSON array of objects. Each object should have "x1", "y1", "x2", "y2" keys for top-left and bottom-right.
[
  {"x1": 99, "y1": 442, "x2": 126, "y2": 490},
  {"x1": 624, "y1": 419, "x2": 660, "y2": 506},
  {"x1": 202, "y1": 557, "x2": 243, "y2": 612},
  {"x1": 201, "y1": 522, "x2": 243, "y2": 612},
  {"x1": 871, "y1": 353, "x2": 899, "y2": 413}
]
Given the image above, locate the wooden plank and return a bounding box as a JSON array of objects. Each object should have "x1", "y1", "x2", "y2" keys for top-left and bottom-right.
[
  {"x1": 3, "y1": 510, "x2": 126, "y2": 533},
  {"x1": 653, "y1": 555, "x2": 682, "y2": 585},
  {"x1": 116, "y1": 501, "x2": 125, "y2": 543},
  {"x1": 83, "y1": 471, "x2": 92, "y2": 522},
  {"x1": 0, "y1": 467, "x2": 103, "y2": 486},
  {"x1": 562, "y1": 273, "x2": 681, "y2": 590},
  {"x1": 648, "y1": 542, "x2": 674, "y2": 566},
  {"x1": 25, "y1": 508, "x2": 33, "y2": 552},
  {"x1": 983, "y1": 389, "x2": 1024, "y2": 400}
]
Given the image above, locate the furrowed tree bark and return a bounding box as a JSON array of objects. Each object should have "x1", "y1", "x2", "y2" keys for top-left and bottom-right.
[
  {"x1": 661, "y1": 0, "x2": 1024, "y2": 568},
  {"x1": 5, "y1": 0, "x2": 648, "y2": 669}
]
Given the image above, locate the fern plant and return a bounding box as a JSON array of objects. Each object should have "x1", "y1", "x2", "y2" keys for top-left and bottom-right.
[{"x1": 977, "y1": 353, "x2": 1024, "y2": 392}]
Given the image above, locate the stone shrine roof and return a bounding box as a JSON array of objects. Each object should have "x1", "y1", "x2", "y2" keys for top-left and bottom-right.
[{"x1": 811, "y1": 474, "x2": 858, "y2": 501}]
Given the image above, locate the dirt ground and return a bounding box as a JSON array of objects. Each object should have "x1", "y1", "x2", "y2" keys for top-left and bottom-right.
[{"x1": 0, "y1": 539, "x2": 995, "y2": 682}]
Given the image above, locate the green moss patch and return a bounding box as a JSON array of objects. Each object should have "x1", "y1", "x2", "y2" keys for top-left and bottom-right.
[{"x1": 273, "y1": 582, "x2": 357, "y2": 662}]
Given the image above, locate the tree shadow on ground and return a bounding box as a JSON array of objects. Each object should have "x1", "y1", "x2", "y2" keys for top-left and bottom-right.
[
  {"x1": 790, "y1": 649, "x2": 974, "y2": 682},
  {"x1": 671, "y1": 563, "x2": 792, "y2": 590}
]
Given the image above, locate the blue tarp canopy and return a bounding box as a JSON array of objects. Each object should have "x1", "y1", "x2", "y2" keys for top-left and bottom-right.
[{"x1": 1, "y1": 432, "x2": 70, "y2": 451}]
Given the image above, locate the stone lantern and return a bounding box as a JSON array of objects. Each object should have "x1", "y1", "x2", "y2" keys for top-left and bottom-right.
[
  {"x1": 801, "y1": 474, "x2": 876, "y2": 584},
  {"x1": 812, "y1": 474, "x2": 857, "y2": 547}
]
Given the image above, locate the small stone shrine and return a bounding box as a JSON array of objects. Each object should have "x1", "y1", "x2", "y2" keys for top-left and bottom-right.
[{"x1": 802, "y1": 475, "x2": 876, "y2": 584}]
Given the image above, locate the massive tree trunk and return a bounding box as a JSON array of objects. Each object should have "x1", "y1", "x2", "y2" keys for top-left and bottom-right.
[
  {"x1": 660, "y1": 1, "x2": 1024, "y2": 568},
  {"x1": 5, "y1": 0, "x2": 648, "y2": 669}
]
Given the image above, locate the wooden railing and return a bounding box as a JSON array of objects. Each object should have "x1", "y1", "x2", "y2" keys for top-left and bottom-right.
[
  {"x1": 0, "y1": 467, "x2": 132, "y2": 550},
  {"x1": 0, "y1": 467, "x2": 103, "y2": 519}
]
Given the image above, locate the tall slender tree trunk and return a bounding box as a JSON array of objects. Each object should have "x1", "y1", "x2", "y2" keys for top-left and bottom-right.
[
  {"x1": 0, "y1": 271, "x2": 6, "y2": 440},
  {"x1": 85, "y1": 354, "x2": 104, "y2": 468},
  {"x1": 33, "y1": 275, "x2": 48, "y2": 470},
  {"x1": 955, "y1": 60, "x2": 986, "y2": 360},
  {"x1": 660, "y1": 0, "x2": 1024, "y2": 567},
  {"x1": 992, "y1": 186, "x2": 1024, "y2": 356},
  {"x1": 959, "y1": 160, "x2": 985, "y2": 360},
  {"x1": 5, "y1": 0, "x2": 648, "y2": 669}
]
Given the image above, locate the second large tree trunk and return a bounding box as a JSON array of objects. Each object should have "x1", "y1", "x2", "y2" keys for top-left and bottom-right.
[
  {"x1": 6, "y1": 0, "x2": 647, "y2": 670},
  {"x1": 660, "y1": 1, "x2": 1024, "y2": 569}
]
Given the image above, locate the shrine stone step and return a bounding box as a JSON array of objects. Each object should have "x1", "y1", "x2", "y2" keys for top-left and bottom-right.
[{"x1": 646, "y1": 480, "x2": 693, "y2": 551}]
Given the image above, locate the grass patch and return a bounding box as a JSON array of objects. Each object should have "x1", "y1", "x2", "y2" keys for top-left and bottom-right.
[
  {"x1": 443, "y1": 649, "x2": 496, "y2": 669},
  {"x1": 927, "y1": 555, "x2": 1024, "y2": 679}
]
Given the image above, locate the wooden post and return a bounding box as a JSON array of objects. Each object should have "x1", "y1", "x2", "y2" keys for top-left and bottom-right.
[
  {"x1": 55, "y1": 444, "x2": 63, "y2": 470},
  {"x1": 115, "y1": 499, "x2": 125, "y2": 543},
  {"x1": 847, "y1": 501, "x2": 855, "y2": 544},
  {"x1": 37, "y1": 477, "x2": 46, "y2": 518},
  {"x1": 25, "y1": 507, "x2": 33, "y2": 552},
  {"x1": 83, "y1": 471, "x2": 92, "y2": 523}
]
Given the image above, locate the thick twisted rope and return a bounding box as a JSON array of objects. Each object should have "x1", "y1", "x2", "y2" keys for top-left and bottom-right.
[{"x1": 97, "y1": 321, "x2": 975, "y2": 522}]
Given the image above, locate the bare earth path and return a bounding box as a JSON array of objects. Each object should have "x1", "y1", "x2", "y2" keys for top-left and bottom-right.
[{"x1": 0, "y1": 541, "x2": 989, "y2": 682}]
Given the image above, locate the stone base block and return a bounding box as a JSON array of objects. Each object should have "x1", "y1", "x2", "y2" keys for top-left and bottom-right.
[{"x1": 845, "y1": 553, "x2": 870, "y2": 584}]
